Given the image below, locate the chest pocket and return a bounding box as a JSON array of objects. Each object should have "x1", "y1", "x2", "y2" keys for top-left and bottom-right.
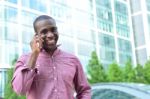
[{"x1": 35, "y1": 65, "x2": 53, "y2": 81}]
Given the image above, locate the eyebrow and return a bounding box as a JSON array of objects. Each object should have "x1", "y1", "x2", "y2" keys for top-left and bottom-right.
[{"x1": 39, "y1": 25, "x2": 57, "y2": 33}]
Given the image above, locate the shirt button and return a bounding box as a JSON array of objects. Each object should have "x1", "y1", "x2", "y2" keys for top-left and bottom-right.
[
  {"x1": 54, "y1": 89, "x2": 57, "y2": 92},
  {"x1": 37, "y1": 70, "x2": 40, "y2": 74},
  {"x1": 53, "y1": 66, "x2": 56, "y2": 69},
  {"x1": 37, "y1": 64, "x2": 40, "y2": 67},
  {"x1": 54, "y1": 77, "x2": 57, "y2": 80}
]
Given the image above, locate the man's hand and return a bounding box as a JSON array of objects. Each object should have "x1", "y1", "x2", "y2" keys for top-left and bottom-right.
[
  {"x1": 30, "y1": 34, "x2": 44, "y2": 54},
  {"x1": 27, "y1": 34, "x2": 44, "y2": 69}
]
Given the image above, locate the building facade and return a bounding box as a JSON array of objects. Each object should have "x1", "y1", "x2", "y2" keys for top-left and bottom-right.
[
  {"x1": 130, "y1": 0, "x2": 150, "y2": 65},
  {"x1": 0, "y1": 0, "x2": 135, "y2": 97}
]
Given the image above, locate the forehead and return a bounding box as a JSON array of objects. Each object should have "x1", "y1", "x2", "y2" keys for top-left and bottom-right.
[{"x1": 35, "y1": 19, "x2": 56, "y2": 32}]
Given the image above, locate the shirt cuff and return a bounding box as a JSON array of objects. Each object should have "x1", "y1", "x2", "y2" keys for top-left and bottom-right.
[{"x1": 21, "y1": 64, "x2": 38, "y2": 74}]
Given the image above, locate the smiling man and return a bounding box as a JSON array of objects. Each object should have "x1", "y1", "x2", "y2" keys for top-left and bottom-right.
[{"x1": 11, "y1": 15, "x2": 91, "y2": 99}]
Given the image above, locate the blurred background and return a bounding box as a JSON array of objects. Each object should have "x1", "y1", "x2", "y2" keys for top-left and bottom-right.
[{"x1": 0, "y1": 0, "x2": 150, "y2": 99}]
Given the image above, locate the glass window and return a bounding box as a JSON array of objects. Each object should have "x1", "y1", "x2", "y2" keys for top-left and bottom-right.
[
  {"x1": 95, "y1": 0, "x2": 111, "y2": 9},
  {"x1": 118, "y1": 38, "x2": 132, "y2": 52},
  {"x1": 0, "y1": 45, "x2": 2, "y2": 63},
  {"x1": 71, "y1": 10, "x2": 94, "y2": 27},
  {"x1": 50, "y1": 3, "x2": 71, "y2": 21},
  {"x1": 147, "y1": 14, "x2": 150, "y2": 38},
  {"x1": 78, "y1": 41, "x2": 95, "y2": 57},
  {"x1": 97, "y1": 19, "x2": 113, "y2": 32},
  {"x1": 96, "y1": 7, "x2": 112, "y2": 22},
  {"x1": 5, "y1": 23, "x2": 18, "y2": 41},
  {"x1": 0, "y1": 26, "x2": 4, "y2": 40},
  {"x1": 100, "y1": 48, "x2": 116, "y2": 61},
  {"x1": 130, "y1": 0, "x2": 141, "y2": 13},
  {"x1": 57, "y1": 21, "x2": 74, "y2": 37},
  {"x1": 146, "y1": 0, "x2": 150, "y2": 11},
  {"x1": 76, "y1": 29, "x2": 95, "y2": 43},
  {"x1": 51, "y1": 0, "x2": 67, "y2": 5},
  {"x1": 21, "y1": 10, "x2": 37, "y2": 26},
  {"x1": 115, "y1": 1, "x2": 127, "y2": 14},
  {"x1": 4, "y1": 6, "x2": 18, "y2": 23},
  {"x1": 136, "y1": 49, "x2": 147, "y2": 65},
  {"x1": 78, "y1": 55, "x2": 90, "y2": 73},
  {"x1": 5, "y1": 0, "x2": 17, "y2": 4},
  {"x1": 0, "y1": 5, "x2": 4, "y2": 21},
  {"x1": 119, "y1": 53, "x2": 132, "y2": 64},
  {"x1": 4, "y1": 41, "x2": 19, "y2": 65},
  {"x1": 22, "y1": 44, "x2": 31, "y2": 54},
  {"x1": 116, "y1": 25, "x2": 130, "y2": 37},
  {"x1": 22, "y1": 26, "x2": 34, "y2": 44},
  {"x1": 67, "y1": 0, "x2": 92, "y2": 12},
  {"x1": 0, "y1": 70, "x2": 7, "y2": 97},
  {"x1": 58, "y1": 36, "x2": 75, "y2": 53},
  {"x1": 132, "y1": 15, "x2": 145, "y2": 47},
  {"x1": 21, "y1": 0, "x2": 47, "y2": 12},
  {"x1": 99, "y1": 33, "x2": 115, "y2": 48},
  {"x1": 116, "y1": 13, "x2": 128, "y2": 26}
]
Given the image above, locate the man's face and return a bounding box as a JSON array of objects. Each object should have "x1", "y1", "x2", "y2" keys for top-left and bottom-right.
[{"x1": 35, "y1": 19, "x2": 58, "y2": 52}]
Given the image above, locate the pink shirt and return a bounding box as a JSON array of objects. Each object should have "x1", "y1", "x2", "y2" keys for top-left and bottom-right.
[{"x1": 12, "y1": 49, "x2": 91, "y2": 99}]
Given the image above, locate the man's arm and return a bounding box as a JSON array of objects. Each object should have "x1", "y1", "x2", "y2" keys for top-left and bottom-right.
[
  {"x1": 11, "y1": 35, "x2": 43, "y2": 95},
  {"x1": 73, "y1": 58, "x2": 91, "y2": 99},
  {"x1": 11, "y1": 54, "x2": 38, "y2": 95}
]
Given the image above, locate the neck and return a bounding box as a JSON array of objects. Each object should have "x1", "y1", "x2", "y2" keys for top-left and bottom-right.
[{"x1": 45, "y1": 47, "x2": 57, "y2": 56}]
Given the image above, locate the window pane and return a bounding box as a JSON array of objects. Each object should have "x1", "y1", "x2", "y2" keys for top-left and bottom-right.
[
  {"x1": 136, "y1": 49, "x2": 147, "y2": 65},
  {"x1": 21, "y1": 0, "x2": 47, "y2": 12},
  {"x1": 22, "y1": 26, "x2": 34, "y2": 44},
  {"x1": 58, "y1": 36, "x2": 75, "y2": 53},
  {"x1": 4, "y1": 6, "x2": 18, "y2": 23},
  {"x1": 5, "y1": 0, "x2": 17, "y2": 4},
  {"x1": 95, "y1": 0, "x2": 111, "y2": 9},
  {"x1": 76, "y1": 29, "x2": 95, "y2": 43},
  {"x1": 130, "y1": 0, "x2": 141, "y2": 13},
  {"x1": 4, "y1": 41, "x2": 19, "y2": 64},
  {"x1": 132, "y1": 15, "x2": 145, "y2": 47},
  {"x1": 99, "y1": 33, "x2": 115, "y2": 48},
  {"x1": 118, "y1": 39, "x2": 132, "y2": 53},
  {"x1": 5, "y1": 23, "x2": 18, "y2": 41},
  {"x1": 21, "y1": 10, "x2": 37, "y2": 26},
  {"x1": 78, "y1": 41, "x2": 95, "y2": 57},
  {"x1": 100, "y1": 48, "x2": 116, "y2": 61},
  {"x1": 115, "y1": 1, "x2": 127, "y2": 14}
]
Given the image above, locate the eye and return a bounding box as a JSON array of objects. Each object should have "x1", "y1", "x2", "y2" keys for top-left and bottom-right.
[
  {"x1": 50, "y1": 27, "x2": 57, "y2": 32},
  {"x1": 41, "y1": 29, "x2": 48, "y2": 34}
]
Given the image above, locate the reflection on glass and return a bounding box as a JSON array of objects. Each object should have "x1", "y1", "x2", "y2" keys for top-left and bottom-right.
[
  {"x1": 21, "y1": 10, "x2": 37, "y2": 26},
  {"x1": 21, "y1": 0, "x2": 47, "y2": 12},
  {"x1": 5, "y1": 23, "x2": 18, "y2": 41},
  {"x1": 5, "y1": 0, "x2": 17, "y2": 4},
  {"x1": 4, "y1": 6, "x2": 17, "y2": 23}
]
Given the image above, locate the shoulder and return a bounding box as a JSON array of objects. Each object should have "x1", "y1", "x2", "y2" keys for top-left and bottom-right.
[
  {"x1": 59, "y1": 49, "x2": 81, "y2": 64},
  {"x1": 59, "y1": 49, "x2": 78, "y2": 60},
  {"x1": 17, "y1": 53, "x2": 31, "y2": 62}
]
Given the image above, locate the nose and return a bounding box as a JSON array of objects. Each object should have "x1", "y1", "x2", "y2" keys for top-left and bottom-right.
[
  {"x1": 46, "y1": 31, "x2": 54, "y2": 37},
  {"x1": 45, "y1": 31, "x2": 55, "y2": 42}
]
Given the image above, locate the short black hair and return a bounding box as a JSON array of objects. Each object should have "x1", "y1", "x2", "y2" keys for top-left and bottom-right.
[{"x1": 33, "y1": 15, "x2": 55, "y2": 33}]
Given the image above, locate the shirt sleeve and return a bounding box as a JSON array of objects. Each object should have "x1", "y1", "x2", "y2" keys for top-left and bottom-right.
[
  {"x1": 11, "y1": 55, "x2": 37, "y2": 95},
  {"x1": 73, "y1": 58, "x2": 91, "y2": 99}
]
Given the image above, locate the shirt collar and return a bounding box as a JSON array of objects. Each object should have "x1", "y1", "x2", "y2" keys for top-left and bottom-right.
[{"x1": 40, "y1": 48, "x2": 60, "y2": 57}]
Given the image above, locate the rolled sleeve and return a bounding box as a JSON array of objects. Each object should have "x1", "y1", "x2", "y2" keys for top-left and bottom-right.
[{"x1": 12, "y1": 55, "x2": 38, "y2": 95}]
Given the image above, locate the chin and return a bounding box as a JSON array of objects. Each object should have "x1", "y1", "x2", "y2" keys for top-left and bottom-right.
[{"x1": 44, "y1": 46, "x2": 57, "y2": 52}]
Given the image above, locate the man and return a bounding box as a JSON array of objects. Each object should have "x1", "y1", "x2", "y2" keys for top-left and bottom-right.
[{"x1": 12, "y1": 15, "x2": 91, "y2": 99}]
